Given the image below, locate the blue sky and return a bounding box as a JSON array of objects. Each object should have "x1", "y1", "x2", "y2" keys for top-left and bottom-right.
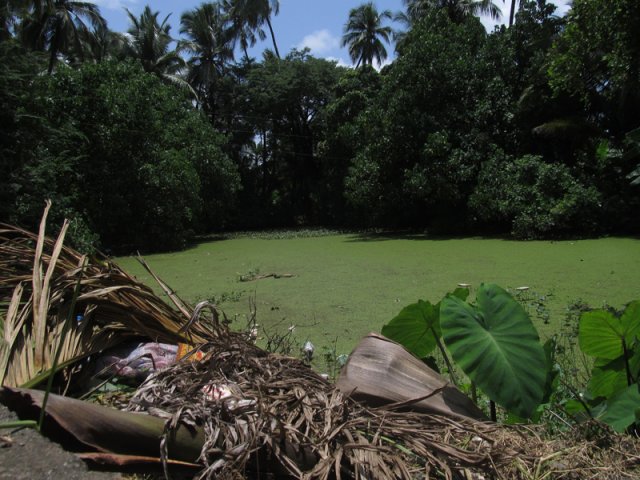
[{"x1": 90, "y1": 0, "x2": 572, "y2": 67}]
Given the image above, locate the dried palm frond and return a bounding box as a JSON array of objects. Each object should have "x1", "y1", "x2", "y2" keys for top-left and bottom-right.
[
  {"x1": 128, "y1": 322, "x2": 640, "y2": 480},
  {"x1": 0, "y1": 202, "x2": 217, "y2": 388},
  {"x1": 129, "y1": 330, "x2": 496, "y2": 479}
]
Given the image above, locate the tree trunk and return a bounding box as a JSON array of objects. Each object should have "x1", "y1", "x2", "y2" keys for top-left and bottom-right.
[
  {"x1": 509, "y1": 0, "x2": 517, "y2": 27},
  {"x1": 266, "y1": 17, "x2": 280, "y2": 59},
  {"x1": 47, "y1": 23, "x2": 61, "y2": 75}
]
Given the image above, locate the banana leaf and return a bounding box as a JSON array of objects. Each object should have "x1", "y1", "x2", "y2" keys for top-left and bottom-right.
[
  {"x1": 0, "y1": 387, "x2": 205, "y2": 464},
  {"x1": 336, "y1": 333, "x2": 486, "y2": 421}
]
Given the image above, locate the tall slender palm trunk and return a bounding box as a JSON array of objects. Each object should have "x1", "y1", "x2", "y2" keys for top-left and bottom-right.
[
  {"x1": 509, "y1": 0, "x2": 517, "y2": 26},
  {"x1": 47, "y1": 22, "x2": 61, "y2": 74},
  {"x1": 265, "y1": 17, "x2": 280, "y2": 58}
]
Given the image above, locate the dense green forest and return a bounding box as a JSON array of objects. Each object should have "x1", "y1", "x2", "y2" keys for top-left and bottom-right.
[{"x1": 1, "y1": 0, "x2": 639, "y2": 252}]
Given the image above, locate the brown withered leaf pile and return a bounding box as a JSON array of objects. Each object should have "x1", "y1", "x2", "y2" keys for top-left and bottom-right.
[
  {"x1": 2, "y1": 204, "x2": 639, "y2": 479},
  {"x1": 128, "y1": 325, "x2": 640, "y2": 480}
]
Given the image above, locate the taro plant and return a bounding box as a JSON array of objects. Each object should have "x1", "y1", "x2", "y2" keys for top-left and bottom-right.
[
  {"x1": 569, "y1": 301, "x2": 640, "y2": 432},
  {"x1": 382, "y1": 283, "x2": 549, "y2": 420},
  {"x1": 381, "y1": 287, "x2": 469, "y2": 382}
]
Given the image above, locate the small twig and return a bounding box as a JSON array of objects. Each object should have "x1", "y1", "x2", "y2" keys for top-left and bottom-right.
[
  {"x1": 547, "y1": 409, "x2": 572, "y2": 428},
  {"x1": 559, "y1": 378, "x2": 594, "y2": 419},
  {"x1": 239, "y1": 272, "x2": 295, "y2": 282}
]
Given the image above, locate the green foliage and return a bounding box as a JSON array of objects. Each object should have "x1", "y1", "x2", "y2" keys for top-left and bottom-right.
[
  {"x1": 579, "y1": 306, "x2": 640, "y2": 360},
  {"x1": 470, "y1": 154, "x2": 602, "y2": 238},
  {"x1": 345, "y1": 11, "x2": 497, "y2": 228},
  {"x1": 548, "y1": 0, "x2": 640, "y2": 136},
  {"x1": 588, "y1": 357, "x2": 631, "y2": 398},
  {"x1": 381, "y1": 300, "x2": 441, "y2": 358},
  {"x1": 341, "y1": 2, "x2": 392, "y2": 67},
  {"x1": 2, "y1": 0, "x2": 640, "y2": 242},
  {"x1": 380, "y1": 283, "x2": 639, "y2": 430},
  {"x1": 317, "y1": 66, "x2": 381, "y2": 224},
  {"x1": 625, "y1": 128, "x2": 640, "y2": 186},
  {"x1": 599, "y1": 384, "x2": 640, "y2": 433},
  {"x1": 236, "y1": 50, "x2": 343, "y2": 225},
  {"x1": 381, "y1": 288, "x2": 468, "y2": 359},
  {"x1": 576, "y1": 301, "x2": 640, "y2": 432},
  {"x1": 18, "y1": 0, "x2": 106, "y2": 74},
  {"x1": 382, "y1": 283, "x2": 548, "y2": 419},
  {"x1": 0, "y1": 41, "x2": 46, "y2": 222},
  {"x1": 123, "y1": 5, "x2": 187, "y2": 87},
  {"x1": 441, "y1": 284, "x2": 547, "y2": 418},
  {"x1": 5, "y1": 60, "x2": 238, "y2": 252}
]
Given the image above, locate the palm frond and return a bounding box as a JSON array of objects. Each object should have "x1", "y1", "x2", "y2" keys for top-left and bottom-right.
[{"x1": 0, "y1": 203, "x2": 217, "y2": 388}]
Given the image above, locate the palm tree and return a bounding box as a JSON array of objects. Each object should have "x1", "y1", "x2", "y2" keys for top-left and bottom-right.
[
  {"x1": 19, "y1": 0, "x2": 106, "y2": 73},
  {"x1": 221, "y1": 0, "x2": 259, "y2": 60},
  {"x1": 508, "y1": 0, "x2": 520, "y2": 26},
  {"x1": 124, "y1": 5, "x2": 188, "y2": 89},
  {"x1": 1, "y1": 0, "x2": 27, "y2": 41},
  {"x1": 224, "y1": 0, "x2": 280, "y2": 59},
  {"x1": 342, "y1": 2, "x2": 393, "y2": 68},
  {"x1": 86, "y1": 23, "x2": 128, "y2": 62},
  {"x1": 179, "y1": 2, "x2": 234, "y2": 106},
  {"x1": 402, "y1": 0, "x2": 503, "y2": 24}
]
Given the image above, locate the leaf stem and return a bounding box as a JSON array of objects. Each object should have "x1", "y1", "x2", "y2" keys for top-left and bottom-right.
[
  {"x1": 622, "y1": 339, "x2": 633, "y2": 386},
  {"x1": 432, "y1": 328, "x2": 457, "y2": 386}
]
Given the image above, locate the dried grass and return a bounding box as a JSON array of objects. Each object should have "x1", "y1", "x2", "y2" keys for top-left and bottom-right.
[
  {"x1": 0, "y1": 203, "x2": 216, "y2": 387},
  {"x1": 129, "y1": 323, "x2": 640, "y2": 480},
  {"x1": 2, "y1": 206, "x2": 639, "y2": 479}
]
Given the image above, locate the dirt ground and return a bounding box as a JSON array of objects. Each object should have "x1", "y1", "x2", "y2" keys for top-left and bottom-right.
[{"x1": 0, "y1": 404, "x2": 122, "y2": 480}]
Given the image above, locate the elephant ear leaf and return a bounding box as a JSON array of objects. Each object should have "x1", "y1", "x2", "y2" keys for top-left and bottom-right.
[
  {"x1": 599, "y1": 383, "x2": 640, "y2": 433},
  {"x1": 621, "y1": 301, "x2": 640, "y2": 345},
  {"x1": 579, "y1": 302, "x2": 640, "y2": 360},
  {"x1": 440, "y1": 283, "x2": 546, "y2": 419},
  {"x1": 382, "y1": 300, "x2": 440, "y2": 358}
]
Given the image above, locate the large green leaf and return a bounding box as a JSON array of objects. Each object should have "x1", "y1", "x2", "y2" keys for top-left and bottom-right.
[
  {"x1": 599, "y1": 383, "x2": 640, "y2": 432},
  {"x1": 579, "y1": 305, "x2": 640, "y2": 360},
  {"x1": 588, "y1": 357, "x2": 629, "y2": 398},
  {"x1": 381, "y1": 300, "x2": 440, "y2": 358},
  {"x1": 621, "y1": 301, "x2": 640, "y2": 344},
  {"x1": 541, "y1": 338, "x2": 560, "y2": 404},
  {"x1": 381, "y1": 288, "x2": 469, "y2": 359},
  {"x1": 441, "y1": 283, "x2": 546, "y2": 418}
]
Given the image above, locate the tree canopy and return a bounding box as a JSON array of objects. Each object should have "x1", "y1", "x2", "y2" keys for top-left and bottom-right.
[{"x1": 1, "y1": 0, "x2": 638, "y2": 251}]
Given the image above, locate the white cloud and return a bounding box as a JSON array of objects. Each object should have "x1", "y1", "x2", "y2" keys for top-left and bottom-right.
[
  {"x1": 326, "y1": 56, "x2": 352, "y2": 68},
  {"x1": 326, "y1": 55, "x2": 393, "y2": 71},
  {"x1": 297, "y1": 29, "x2": 340, "y2": 55},
  {"x1": 89, "y1": 0, "x2": 136, "y2": 11},
  {"x1": 373, "y1": 56, "x2": 393, "y2": 72}
]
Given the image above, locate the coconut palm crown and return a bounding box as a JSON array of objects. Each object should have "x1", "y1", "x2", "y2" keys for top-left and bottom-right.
[
  {"x1": 223, "y1": 0, "x2": 280, "y2": 59},
  {"x1": 342, "y1": 2, "x2": 393, "y2": 68},
  {"x1": 124, "y1": 5, "x2": 192, "y2": 92},
  {"x1": 402, "y1": 0, "x2": 503, "y2": 25},
  {"x1": 179, "y1": 2, "x2": 235, "y2": 104},
  {"x1": 19, "y1": 0, "x2": 106, "y2": 73}
]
